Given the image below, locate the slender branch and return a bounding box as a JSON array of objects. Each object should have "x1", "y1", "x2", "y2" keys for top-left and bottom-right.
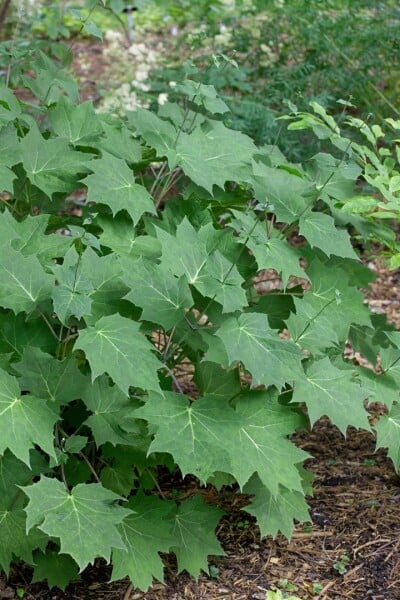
[
  {"x1": 36, "y1": 307, "x2": 59, "y2": 341},
  {"x1": 79, "y1": 452, "x2": 101, "y2": 483}
]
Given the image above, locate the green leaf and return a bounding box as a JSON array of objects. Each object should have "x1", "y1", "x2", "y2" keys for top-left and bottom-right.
[
  {"x1": 0, "y1": 451, "x2": 48, "y2": 574},
  {"x1": 83, "y1": 153, "x2": 155, "y2": 225},
  {"x1": 0, "y1": 244, "x2": 54, "y2": 314},
  {"x1": 111, "y1": 494, "x2": 176, "y2": 590},
  {"x1": 14, "y1": 347, "x2": 87, "y2": 407},
  {"x1": 127, "y1": 108, "x2": 176, "y2": 157},
  {"x1": 32, "y1": 549, "x2": 79, "y2": 590},
  {"x1": 82, "y1": 375, "x2": 139, "y2": 446},
  {"x1": 374, "y1": 404, "x2": 400, "y2": 468},
  {"x1": 134, "y1": 392, "x2": 235, "y2": 483},
  {"x1": 121, "y1": 257, "x2": 193, "y2": 330},
  {"x1": 21, "y1": 124, "x2": 92, "y2": 197},
  {"x1": 22, "y1": 52, "x2": 79, "y2": 104},
  {"x1": 232, "y1": 391, "x2": 308, "y2": 494},
  {"x1": 170, "y1": 495, "x2": 225, "y2": 577},
  {"x1": 193, "y1": 361, "x2": 241, "y2": 399},
  {"x1": 216, "y1": 313, "x2": 304, "y2": 389},
  {"x1": 176, "y1": 80, "x2": 230, "y2": 114},
  {"x1": 10, "y1": 214, "x2": 72, "y2": 265},
  {"x1": 0, "y1": 509, "x2": 47, "y2": 575},
  {"x1": 243, "y1": 475, "x2": 310, "y2": 538},
  {"x1": 292, "y1": 358, "x2": 370, "y2": 434},
  {"x1": 51, "y1": 246, "x2": 94, "y2": 324},
  {"x1": 230, "y1": 210, "x2": 306, "y2": 287},
  {"x1": 48, "y1": 95, "x2": 103, "y2": 144},
  {"x1": 249, "y1": 162, "x2": 311, "y2": 224},
  {"x1": 96, "y1": 120, "x2": 142, "y2": 162},
  {"x1": 23, "y1": 477, "x2": 131, "y2": 570},
  {"x1": 299, "y1": 211, "x2": 357, "y2": 259},
  {"x1": 173, "y1": 121, "x2": 256, "y2": 193},
  {"x1": 0, "y1": 368, "x2": 58, "y2": 465},
  {"x1": 100, "y1": 464, "x2": 135, "y2": 497},
  {"x1": 0, "y1": 311, "x2": 55, "y2": 358},
  {"x1": 74, "y1": 314, "x2": 162, "y2": 395}
]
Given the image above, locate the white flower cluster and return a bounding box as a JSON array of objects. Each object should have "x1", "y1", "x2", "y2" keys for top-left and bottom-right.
[{"x1": 98, "y1": 30, "x2": 165, "y2": 115}]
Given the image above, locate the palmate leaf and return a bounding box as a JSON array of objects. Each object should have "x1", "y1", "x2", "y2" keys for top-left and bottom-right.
[
  {"x1": 0, "y1": 509, "x2": 48, "y2": 575},
  {"x1": 229, "y1": 210, "x2": 306, "y2": 288},
  {"x1": 21, "y1": 124, "x2": 92, "y2": 197},
  {"x1": 21, "y1": 52, "x2": 79, "y2": 105},
  {"x1": 83, "y1": 153, "x2": 155, "y2": 225},
  {"x1": 111, "y1": 494, "x2": 176, "y2": 590},
  {"x1": 135, "y1": 392, "x2": 235, "y2": 483},
  {"x1": 292, "y1": 357, "x2": 370, "y2": 434},
  {"x1": 216, "y1": 313, "x2": 304, "y2": 389},
  {"x1": 137, "y1": 390, "x2": 307, "y2": 495},
  {"x1": 156, "y1": 219, "x2": 247, "y2": 312},
  {"x1": 287, "y1": 258, "x2": 371, "y2": 352},
  {"x1": 23, "y1": 477, "x2": 131, "y2": 570},
  {"x1": 74, "y1": 313, "x2": 162, "y2": 395},
  {"x1": 249, "y1": 161, "x2": 311, "y2": 224},
  {"x1": 0, "y1": 311, "x2": 55, "y2": 358},
  {"x1": 82, "y1": 375, "x2": 140, "y2": 447},
  {"x1": 170, "y1": 495, "x2": 225, "y2": 577},
  {"x1": 232, "y1": 391, "x2": 309, "y2": 495},
  {"x1": 299, "y1": 210, "x2": 358, "y2": 259},
  {"x1": 243, "y1": 474, "x2": 310, "y2": 538},
  {"x1": 0, "y1": 368, "x2": 58, "y2": 465},
  {"x1": 48, "y1": 95, "x2": 103, "y2": 144},
  {"x1": 0, "y1": 451, "x2": 48, "y2": 574},
  {"x1": 96, "y1": 120, "x2": 142, "y2": 162},
  {"x1": 374, "y1": 404, "x2": 400, "y2": 468},
  {"x1": 14, "y1": 347, "x2": 87, "y2": 407},
  {"x1": 172, "y1": 121, "x2": 257, "y2": 193},
  {"x1": 32, "y1": 549, "x2": 79, "y2": 591},
  {"x1": 121, "y1": 257, "x2": 193, "y2": 330},
  {"x1": 0, "y1": 244, "x2": 54, "y2": 315},
  {"x1": 10, "y1": 214, "x2": 72, "y2": 265}
]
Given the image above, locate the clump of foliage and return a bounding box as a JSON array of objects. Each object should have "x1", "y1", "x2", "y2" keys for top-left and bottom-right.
[{"x1": 0, "y1": 22, "x2": 399, "y2": 599}]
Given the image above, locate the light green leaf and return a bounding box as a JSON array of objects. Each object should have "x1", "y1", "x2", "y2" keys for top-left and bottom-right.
[
  {"x1": 10, "y1": 214, "x2": 72, "y2": 264},
  {"x1": 243, "y1": 474, "x2": 310, "y2": 538},
  {"x1": 121, "y1": 257, "x2": 193, "y2": 330},
  {"x1": 83, "y1": 153, "x2": 155, "y2": 225},
  {"x1": 0, "y1": 244, "x2": 54, "y2": 314},
  {"x1": 0, "y1": 368, "x2": 57, "y2": 465},
  {"x1": 23, "y1": 477, "x2": 131, "y2": 570},
  {"x1": 111, "y1": 494, "x2": 176, "y2": 590},
  {"x1": 32, "y1": 549, "x2": 79, "y2": 590},
  {"x1": 195, "y1": 250, "x2": 247, "y2": 313},
  {"x1": 375, "y1": 404, "x2": 400, "y2": 468},
  {"x1": 0, "y1": 311, "x2": 55, "y2": 358},
  {"x1": 292, "y1": 357, "x2": 370, "y2": 434},
  {"x1": 299, "y1": 211, "x2": 357, "y2": 259},
  {"x1": 74, "y1": 314, "x2": 162, "y2": 395},
  {"x1": 170, "y1": 495, "x2": 225, "y2": 577},
  {"x1": 216, "y1": 313, "x2": 304, "y2": 389}
]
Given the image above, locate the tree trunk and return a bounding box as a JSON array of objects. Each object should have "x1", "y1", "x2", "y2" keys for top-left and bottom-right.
[{"x1": 0, "y1": 0, "x2": 12, "y2": 38}]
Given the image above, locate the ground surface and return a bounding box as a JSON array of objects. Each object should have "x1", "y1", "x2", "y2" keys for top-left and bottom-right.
[{"x1": 2, "y1": 38, "x2": 400, "y2": 600}]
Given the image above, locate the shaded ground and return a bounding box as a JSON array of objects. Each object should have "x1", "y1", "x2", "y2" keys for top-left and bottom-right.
[{"x1": 2, "y1": 39, "x2": 400, "y2": 600}]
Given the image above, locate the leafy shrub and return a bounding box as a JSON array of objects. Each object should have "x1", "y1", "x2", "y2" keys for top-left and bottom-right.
[{"x1": 0, "y1": 52, "x2": 399, "y2": 593}]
